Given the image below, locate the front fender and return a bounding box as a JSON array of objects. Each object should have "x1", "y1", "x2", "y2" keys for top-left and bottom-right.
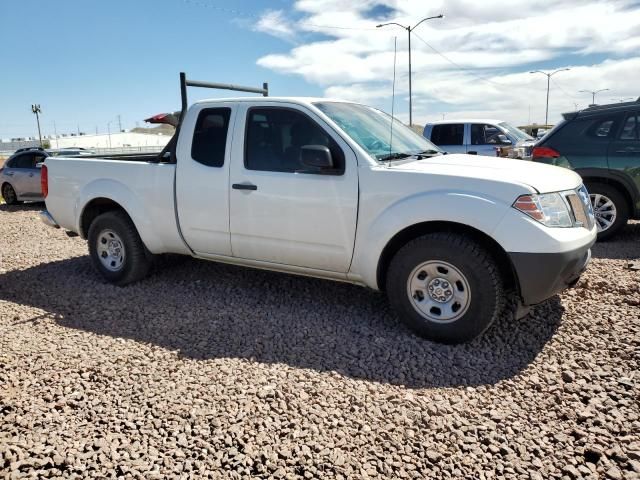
[
  {"x1": 76, "y1": 179, "x2": 162, "y2": 252},
  {"x1": 351, "y1": 190, "x2": 512, "y2": 289}
]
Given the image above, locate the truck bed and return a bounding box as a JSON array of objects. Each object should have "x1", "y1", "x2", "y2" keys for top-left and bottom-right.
[{"x1": 44, "y1": 155, "x2": 189, "y2": 255}]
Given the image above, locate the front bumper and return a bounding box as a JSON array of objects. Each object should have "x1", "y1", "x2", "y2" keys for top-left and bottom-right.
[
  {"x1": 509, "y1": 241, "x2": 594, "y2": 305},
  {"x1": 39, "y1": 210, "x2": 60, "y2": 229}
]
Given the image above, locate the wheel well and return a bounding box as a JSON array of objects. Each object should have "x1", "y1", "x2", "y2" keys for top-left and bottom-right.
[
  {"x1": 376, "y1": 221, "x2": 518, "y2": 293},
  {"x1": 582, "y1": 177, "x2": 634, "y2": 214},
  {"x1": 80, "y1": 198, "x2": 129, "y2": 238}
]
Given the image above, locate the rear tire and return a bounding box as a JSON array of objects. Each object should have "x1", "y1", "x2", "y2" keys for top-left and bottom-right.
[
  {"x1": 386, "y1": 232, "x2": 504, "y2": 344},
  {"x1": 2, "y1": 184, "x2": 21, "y2": 205},
  {"x1": 88, "y1": 210, "x2": 152, "y2": 286},
  {"x1": 585, "y1": 182, "x2": 628, "y2": 241}
]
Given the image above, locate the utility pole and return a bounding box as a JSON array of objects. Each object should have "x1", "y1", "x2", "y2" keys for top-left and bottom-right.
[
  {"x1": 579, "y1": 88, "x2": 609, "y2": 105},
  {"x1": 107, "y1": 121, "x2": 112, "y2": 148},
  {"x1": 117, "y1": 114, "x2": 122, "y2": 132},
  {"x1": 529, "y1": 69, "x2": 570, "y2": 125},
  {"x1": 53, "y1": 121, "x2": 59, "y2": 148},
  {"x1": 377, "y1": 14, "x2": 444, "y2": 126},
  {"x1": 31, "y1": 104, "x2": 43, "y2": 147}
]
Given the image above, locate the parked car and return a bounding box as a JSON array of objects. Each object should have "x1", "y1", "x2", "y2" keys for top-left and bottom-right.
[
  {"x1": 532, "y1": 98, "x2": 640, "y2": 240},
  {"x1": 0, "y1": 147, "x2": 48, "y2": 204},
  {"x1": 39, "y1": 73, "x2": 596, "y2": 344},
  {"x1": 423, "y1": 119, "x2": 536, "y2": 159}
]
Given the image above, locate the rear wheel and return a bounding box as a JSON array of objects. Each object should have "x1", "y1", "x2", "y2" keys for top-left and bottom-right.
[
  {"x1": 2, "y1": 184, "x2": 21, "y2": 205},
  {"x1": 585, "y1": 182, "x2": 629, "y2": 241},
  {"x1": 386, "y1": 232, "x2": 505, "y2": 344},
  {"x1": 88, "y1": 210, "x2": 152, "y2": 285}
]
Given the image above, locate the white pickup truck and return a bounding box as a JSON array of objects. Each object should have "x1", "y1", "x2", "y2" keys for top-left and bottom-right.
[{"x1": 40, "y1": 74, "x2": 596, "y2": 343}]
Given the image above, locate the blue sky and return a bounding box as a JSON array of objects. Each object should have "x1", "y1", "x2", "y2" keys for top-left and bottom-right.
[
  {"x1": 0, "y1": 0, "x2": 319, "y2": 138},
  {"x1": 1, "y1": 0, "x2": 639, "y2": 139}
]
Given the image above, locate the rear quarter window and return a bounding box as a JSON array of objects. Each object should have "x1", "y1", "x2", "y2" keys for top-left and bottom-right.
[{"x1": 587, "y1": 118, "x2": 617, "y2": 138}]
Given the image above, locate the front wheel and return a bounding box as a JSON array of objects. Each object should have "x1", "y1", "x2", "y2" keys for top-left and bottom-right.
[
  {"x1": 88, "y1": 210, "x2": 152, "y2": 286},
  {"x1": 386, "y1": 233, "x2": 504, "y2": 344}
]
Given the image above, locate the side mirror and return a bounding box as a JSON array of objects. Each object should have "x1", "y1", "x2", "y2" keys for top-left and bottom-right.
[
  {"x1": 498, "y1": 134, "x2": 512, "y2": 145},
  {"x1": 301, "y1": 145, "x2": 334, "y2": 169}
]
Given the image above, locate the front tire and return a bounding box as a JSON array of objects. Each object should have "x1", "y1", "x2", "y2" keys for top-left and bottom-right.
[
  {"x1": 585, "y1": 182, "x2": 629, "y2": 241},
  {"x1": 88, "y1": 210, "x2": 152, "y2": 286},
  {"x1": 2, "y1": 184, "x2": 21, "y2": 205},
  {"x1": 386, "y1": 233, "x2": 504, "y2": 344}
]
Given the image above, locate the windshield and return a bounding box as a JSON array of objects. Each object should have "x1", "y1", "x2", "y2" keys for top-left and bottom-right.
[
  {"x1": 498, "y1": 122, "x2": 533, "y2": 142},
  {"x1": 314, "y1": 102, "x2": 441, "y2": 161}
]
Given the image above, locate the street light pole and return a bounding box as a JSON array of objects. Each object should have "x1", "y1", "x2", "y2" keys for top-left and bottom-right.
[
  {"x1": 377, "y1": 14, "x2": 444, "y2": 126},
  {"x1": 529, "y1": 69, "x2": 570, "y2": 125},
  {"x1": 31, "y1": 104, "x2": 43, "y2": 147},
  {"x1": 578, "y1": 88, "x2": 609, "y2": 105}
]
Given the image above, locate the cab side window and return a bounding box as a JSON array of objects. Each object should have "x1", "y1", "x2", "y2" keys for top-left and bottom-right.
[
  {"x1": 431, "y1": 124, "x2": 464, "y2": 146},
  {"x1": 471, "y1": 124, "x2": 509, "y2": 145},
  {"x1": 191, "y1": 108, "x2": 231, "y2": 167},
  {"x1": 244, "y1": 107, "x2": 344, "y2": 174}
]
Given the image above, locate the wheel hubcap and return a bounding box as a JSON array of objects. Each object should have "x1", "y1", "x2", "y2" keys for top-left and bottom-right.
[
  {"x1": 407, "y1": 261, "x2": 471, "y2": 323},
  {"x1": 96, "y1": 229, "x2": 125, "y2": 272},
  {"x1": 590, "y1": 193, "x2": 616, "y2": 232}
]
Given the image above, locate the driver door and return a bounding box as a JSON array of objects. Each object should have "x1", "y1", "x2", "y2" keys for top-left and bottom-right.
[{"x1": 229, "y1": 103, "x2": 359, "y2": 273}]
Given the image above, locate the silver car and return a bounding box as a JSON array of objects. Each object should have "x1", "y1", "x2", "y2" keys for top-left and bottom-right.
[{"x1": 1, "y1": 148, "x2": 48, "y2": 204}]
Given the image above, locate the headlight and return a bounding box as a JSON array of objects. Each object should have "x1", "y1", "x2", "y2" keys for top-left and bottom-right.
[{"x1": 513, "y1": 192, "x2": 573, "y2": 227}]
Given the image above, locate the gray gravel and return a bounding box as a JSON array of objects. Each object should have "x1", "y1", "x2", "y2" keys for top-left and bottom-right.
[{"x1": 1, "y1": 203, "x2": 639, "y2": 479}]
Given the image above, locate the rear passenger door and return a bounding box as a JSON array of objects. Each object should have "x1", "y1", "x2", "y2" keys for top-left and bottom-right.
[
  {"x1": 175, "y1": 104, "x2": 236, "y2": 255},
  {"x1": 6, "y1": 153, "x2": 38, "y2": 197},
  {"x1": 429, "y1": 123, "x2": 466, "y2": 153},
  {"x1": 608, "y1": 111, "x2": 640, "y2": 191}
]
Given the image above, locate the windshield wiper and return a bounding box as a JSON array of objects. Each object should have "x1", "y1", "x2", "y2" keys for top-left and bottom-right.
[
  {"x1": 416, "y1": 149, "x2": 442, "y2": 156},
  {"x1": 377, "y1": 152, "x2": 412, "y2": 161}
]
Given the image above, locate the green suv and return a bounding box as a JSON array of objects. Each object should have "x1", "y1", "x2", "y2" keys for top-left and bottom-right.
[{"x1": 532, "y1": 99, "x2": 640, "y2": 240}]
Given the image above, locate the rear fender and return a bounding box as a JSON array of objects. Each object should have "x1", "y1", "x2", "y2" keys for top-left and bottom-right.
[{"x1": 77, "y1": 179, "x2": 162, "y2": 252}]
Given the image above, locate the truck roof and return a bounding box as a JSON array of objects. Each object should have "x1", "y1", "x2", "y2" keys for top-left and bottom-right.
[
  {"x1": 192, "y1": 97, "x2": 356, "y2": 106},
  {"x1": 427, "y1": 119, "x2": 506, "y2": 125}
]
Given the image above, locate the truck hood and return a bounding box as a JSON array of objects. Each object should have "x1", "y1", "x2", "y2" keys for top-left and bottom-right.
[{"x1": 390, "y1": 154, "x2": 582, "y2": 194}]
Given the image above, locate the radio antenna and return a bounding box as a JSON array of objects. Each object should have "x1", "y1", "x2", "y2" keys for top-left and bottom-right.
[{"x1": 388, "y1": 36, "x2": 397, "y2": 167}]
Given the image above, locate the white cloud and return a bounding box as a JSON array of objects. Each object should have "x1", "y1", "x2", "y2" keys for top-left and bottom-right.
[
  {"x1": 253, "y1": 10, "x2": 297, "y2": 41},
  {"x1": 254, "y1": 0, "x2": 640, "y2": 125}
]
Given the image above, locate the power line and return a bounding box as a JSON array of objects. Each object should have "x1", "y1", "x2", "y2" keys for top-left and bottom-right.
[
  {"x1": 550, "y1": 77, "x2": 579, "y2": 100},
  {"x1": 411, "y1": 32, "x2": 535, "y2": 92}
]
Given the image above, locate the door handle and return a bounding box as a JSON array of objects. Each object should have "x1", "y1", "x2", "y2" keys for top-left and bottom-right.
[
  {"x1": 5, "y1": 172, "x2": 13, "y2": 176},
  {"x1": 232, "y1": 183, "x2": 257, "y2": 191},
  {"x1": 29, "y1": 173, "x2": 34, "y2": 177},
  {"x1": 467, "y1": 151, "x2": 478, "y2": 155}
]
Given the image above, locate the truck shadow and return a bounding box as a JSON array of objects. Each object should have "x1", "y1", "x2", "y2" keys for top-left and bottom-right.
[
  {"x1": 591, "y1": 221, "x2": 640, "y2": 261},
  {"x1": 0, "y1": 202, "x2": 45, "y2": 212},
  {"x1": 0, "y1": 254, "x2": 563, "y2": 388}
]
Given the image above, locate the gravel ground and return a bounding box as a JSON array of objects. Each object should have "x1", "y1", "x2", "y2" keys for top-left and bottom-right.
[{"x1": 1, "y1": 204, "x2": 639, "y2": 479}]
